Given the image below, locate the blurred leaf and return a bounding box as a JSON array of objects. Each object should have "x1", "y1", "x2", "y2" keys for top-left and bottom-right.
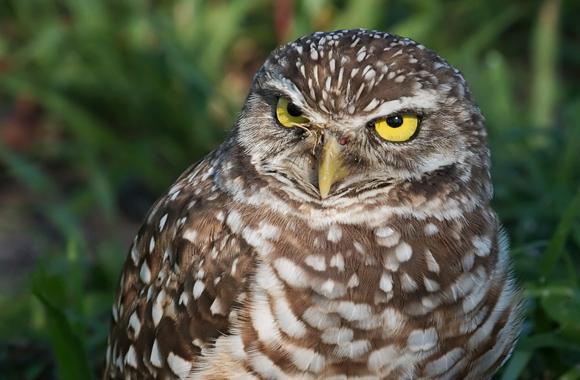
[
  {"x1": 540, "y1": 186, "x2": 580, "y2": 278},
  {"x1": 32, "y1": 293, "x2": 95, "y2": 380},
  {"x1": 540, "y1": 290, "x2": 580, "y2": 328},
  {"x1": 531, "y1": 0, "x2": 562, "y2": 129},
  {"x1": 559, "y1": 367, "x2": 580, "y2": 380},
  {"x1": 519, "y1": 332, "x2": 580, "y2": 351},
  {"x1": 0, "y1": 141, "x2": 56, "y2": 195},
  {"x1": 331, "y1": 0, "x2": 386, "y2": 31},
  {"x1": 500, "y1": 350, "x2": 533, "y2": 380}
]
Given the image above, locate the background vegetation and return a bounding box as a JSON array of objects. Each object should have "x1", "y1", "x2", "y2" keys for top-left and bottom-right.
[{"x1": 0, "y1": 0, "x2": 579, "y2": 379}]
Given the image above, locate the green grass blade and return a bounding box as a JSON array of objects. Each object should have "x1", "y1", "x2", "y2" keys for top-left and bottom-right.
[
  {"x1": 500, "y1": 350, "x2": 533, "y2": 380},
  {"x1": 540, "y1": 186, "x2": 580, "y2": 278},
  {"x1": 559, "y1": 367, "x2": 580, "y2": 380},
  {"x1": 530, "y1": 0, "x2": 562, "y2": 129},
  {"x1": 32, "y1": 292, "x2": 96, "y2": 380}
]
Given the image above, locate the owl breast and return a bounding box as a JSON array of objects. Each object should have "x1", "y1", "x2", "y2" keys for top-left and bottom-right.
[{"x1": 182, "y1": 165, "x2": 519, "y2": 380}]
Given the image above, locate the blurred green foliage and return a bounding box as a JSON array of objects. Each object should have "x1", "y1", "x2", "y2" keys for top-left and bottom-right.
[{"x1": 0, "y1": 0, "x2": 579, "y2": 379}]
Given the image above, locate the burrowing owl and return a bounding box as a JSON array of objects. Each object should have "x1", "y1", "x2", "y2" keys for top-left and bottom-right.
[{"x1": 104, "y1": 29, "x2": 521, "y2": 380}]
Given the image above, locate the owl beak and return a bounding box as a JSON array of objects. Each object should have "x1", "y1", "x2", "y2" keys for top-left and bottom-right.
[{"x1": 318, "y1": 133, "x2": 348, "y2": 199}]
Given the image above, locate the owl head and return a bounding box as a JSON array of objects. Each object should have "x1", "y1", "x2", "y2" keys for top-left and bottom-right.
[{"x1": 226, "y1": 29, "x2": 491, "y2": 206}]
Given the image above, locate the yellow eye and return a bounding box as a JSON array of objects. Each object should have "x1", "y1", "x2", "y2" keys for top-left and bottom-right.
[
  {"x1": 276, "y1": 98, "x2": 309, "y2": 127},
  {"x1": 374, "y1": 115, "x2": 419, "y2": 142}
]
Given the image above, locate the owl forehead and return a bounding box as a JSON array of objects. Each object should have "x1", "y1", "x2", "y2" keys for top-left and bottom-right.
[{"x1": 265, "y1": 29, "x2": 466, "y2": 120}]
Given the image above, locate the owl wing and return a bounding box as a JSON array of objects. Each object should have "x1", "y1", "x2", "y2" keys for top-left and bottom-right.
[{"x1": 104, "y1": 155, "x2": 255, "y2": 379}]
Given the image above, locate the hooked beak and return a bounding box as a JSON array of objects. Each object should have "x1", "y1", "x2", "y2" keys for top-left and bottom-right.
[{"x1": 318, "y1": 133, "x2": 349, "y2": 199}]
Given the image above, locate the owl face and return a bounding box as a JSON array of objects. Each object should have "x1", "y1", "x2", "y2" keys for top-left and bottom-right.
[{"x1": 234, "y1": 29, "x2": 490, "y2": 202}]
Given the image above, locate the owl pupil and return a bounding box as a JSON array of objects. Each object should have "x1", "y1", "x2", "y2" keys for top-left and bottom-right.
[
  {"x1": 386, "y1": 116, "x2": 403, "y2": 128},
  {"x1": 287, "y1": 102, "x2": 303, "y2": 117}
]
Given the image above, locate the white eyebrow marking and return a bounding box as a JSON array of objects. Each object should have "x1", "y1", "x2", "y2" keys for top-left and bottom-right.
[{"x1": 370, "y1": 90, "x2": 439, "y2": 117}]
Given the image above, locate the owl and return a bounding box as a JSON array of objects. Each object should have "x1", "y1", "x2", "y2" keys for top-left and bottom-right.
[{"x1": 104, "y1": 29, "x2": 521, "y2": 380}]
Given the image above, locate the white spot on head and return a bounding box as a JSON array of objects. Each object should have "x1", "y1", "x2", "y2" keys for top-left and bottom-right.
[
  {"x1": 363, "y1": 98, "x2": 380, "y2": 112},
  {"x1": 179, "y1": 291, "x2": 189, "y2": 306},
  {"x1": 313, "y1": 65, "x2": 320, "y2": 85},
  {"x1": 354, "y1": 83, "x2": 365, "y2": 102},
  {"x1": 337, "y1": 67, "x2": 344, "y2": 88},
  {"x1": 364, "y1": 68, "x2": 376, "y2": 81},
  {"x1": 325, "y1": 76, "x2": 332, "y2": 92},
  {"x1": 140, "y1": 261, "x2": 151, "y2": 284},
  {"x1": 329, "y1": 59, "x2": 336, "y2": 74},
  {"x1": 163, "y1": 246, "x2": 171, "y2": 262},
  {"x1": 193, "y1": 280, "x2": 205, "y2": 299},
  {"x1": 310, "y1": 48, "x2": 318, "y2": 60}
]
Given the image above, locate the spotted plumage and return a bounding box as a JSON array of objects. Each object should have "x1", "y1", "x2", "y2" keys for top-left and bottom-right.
[{"x1": 104, "y1": 29, "x2": 521, "y2": 380}]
